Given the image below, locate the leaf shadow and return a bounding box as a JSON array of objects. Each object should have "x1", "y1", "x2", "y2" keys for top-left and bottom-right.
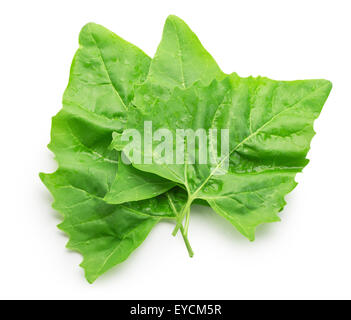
[
  {"x1": 190, "y1": 204, "x2": 250, "y2": 244},
  {"x1": 190, "y1": 204, "x2": 285, "y2": 244}
]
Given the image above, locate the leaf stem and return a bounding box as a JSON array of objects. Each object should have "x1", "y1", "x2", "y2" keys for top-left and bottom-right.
[
  {"x1": 172, "y1": 197, "x2": 193, "y2": 236},
  {"x1": 179, "y1": 225, "x2": 194, "y2": 257},
  {"x1": 166, "y1": 192, "x2": 194, "y2": 257},
  {"x1": 184, "y1": 206, "x2": 191, "y2": 236}
]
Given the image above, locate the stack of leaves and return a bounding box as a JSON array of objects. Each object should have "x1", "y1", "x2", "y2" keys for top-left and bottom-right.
[{"x1": 40, "y1": 15, "x2": 332, "y2": 283}]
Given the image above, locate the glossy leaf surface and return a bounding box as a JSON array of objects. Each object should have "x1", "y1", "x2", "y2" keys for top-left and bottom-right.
[
  {"x1": 41, "y1": 22, "x2": 183, "y2": 282},
  {"x1": 41, "y1": 16, "x2": 332, "y2": 283},
  {"x1": 104, "y1": 15, "x2": 224, "y2": 204},
  {"x1": 41, "y1": 171, "x2": 186, "y2": 283},
  {"x1": 112, "y1": 74, "x2": 332, "y2": 240}
]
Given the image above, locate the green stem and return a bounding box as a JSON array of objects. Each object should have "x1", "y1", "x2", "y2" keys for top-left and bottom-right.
[
  {"x1": 179, "y1": 225, "x2": 194, "y2": 257},
  {"x1": 172, "y1": 197, "x2": 192, "y2": 236},
  {"x1": 172, "y1": 220, "x2": 182, "y2": 236},
  {"x1": 166, "y1": 192, "x2": 194, "y2": 257},
  {"x1": 184, "y1": 206, "x2": 191, "y2": 236}
]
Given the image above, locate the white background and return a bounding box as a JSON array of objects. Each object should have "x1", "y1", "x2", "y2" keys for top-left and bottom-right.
[{"x1": 1, "y1": 0, "x2": 350, "y2": 300}]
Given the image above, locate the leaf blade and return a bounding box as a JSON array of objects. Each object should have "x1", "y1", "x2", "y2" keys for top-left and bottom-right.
[
  {"x1": 115, "y1": 74, "x2": 332, "y2": 239},
  {"x1": 40, "y1": 171, "x2": 183, "y2": 283}
]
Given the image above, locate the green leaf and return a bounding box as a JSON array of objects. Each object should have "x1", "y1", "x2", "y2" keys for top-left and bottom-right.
[
  {"x1": 104, "y1": 155, "x2": 175, "y2": 204},
  {"x1": 104, "y1": 15, "x2": 226, "y2": 205},
  {"x1": 47, "y1": 109, "x2": 118, "y2": 197},
  {"x1": 40, "y1": 171, "x2": 186, "y2": 283},
  {"x1": 112, "y1": 74, "x2": 332, "y2": 240},
  {"x1": 41, "y1": 16, "x2": 332, "y2": 282},
  {"x1": 45, "y1": 22, "x2": 174, "y2": 201},
  {"x1": 146, "y1": 15, "x2": 224, "y2": 89},
  {"x1": 41, "y1": 22, "x2": 189, "y2": 282},
  {"x1": 48, "y1": 22, "x2": 152, "y2": 196},
  {"x1": 64, "y1": 22, "x2": 150, "y2": 123},
  {"x1": 132, "y1": 15, "x2": 225, "y2": 109}
]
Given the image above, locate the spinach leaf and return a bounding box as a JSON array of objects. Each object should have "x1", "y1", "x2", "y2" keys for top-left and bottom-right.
[
  {"x1": 43, "y1": 21, "x2": 177, "y2": 201},
  {"x1": 41, "y1": 16, "x2": 332, "y2": 282},
  {"x1": 41, "y1": 22, "x2": 186, "y2": 282},
  {"x1": 144, "y1": 15, "x2": 224, "y2": 90},
  {"x1": 104, "y1": 15, "x2": 226, "y2": 204},
  {"x1": 40, "y1": 171, "x2": 186, "y2": 283},
  {"x1": 112, "y1": 74, "x2": 332, "y2": 240}
]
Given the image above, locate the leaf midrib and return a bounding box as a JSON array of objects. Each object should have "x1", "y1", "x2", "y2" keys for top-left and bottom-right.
[{"x1": 87, "y1": 24, "x2": 128, "y2": 111}]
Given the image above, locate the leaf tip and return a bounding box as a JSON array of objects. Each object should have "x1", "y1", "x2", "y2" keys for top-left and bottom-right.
[
  {"x1": 248, "y1": 233, "x2": 255, "y2": 242},
  {"x1": 80, "y1": 22, "x2": 98, "y2": 32},
  {"x1": 80, "y1": 264, "x2": 98, "y2": 284},
  {"x1": 316, "y1": 78, "x2": 332, "y2": 94},
  {"x1": 79, "y1": 22, "x2": 105, "y2": 45},
  {"x1": 85, "y1": 274, "x2": 97, "y2": 284},
  {"x1": 324, "y1": 79, "x2": 333, "y2": 95},
  {"x1": 166, "y1": 14, "x2": 183, "y2": 24},
  {"x1": 164, "y1": 15, "x2": 190, "y2": 33}
]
